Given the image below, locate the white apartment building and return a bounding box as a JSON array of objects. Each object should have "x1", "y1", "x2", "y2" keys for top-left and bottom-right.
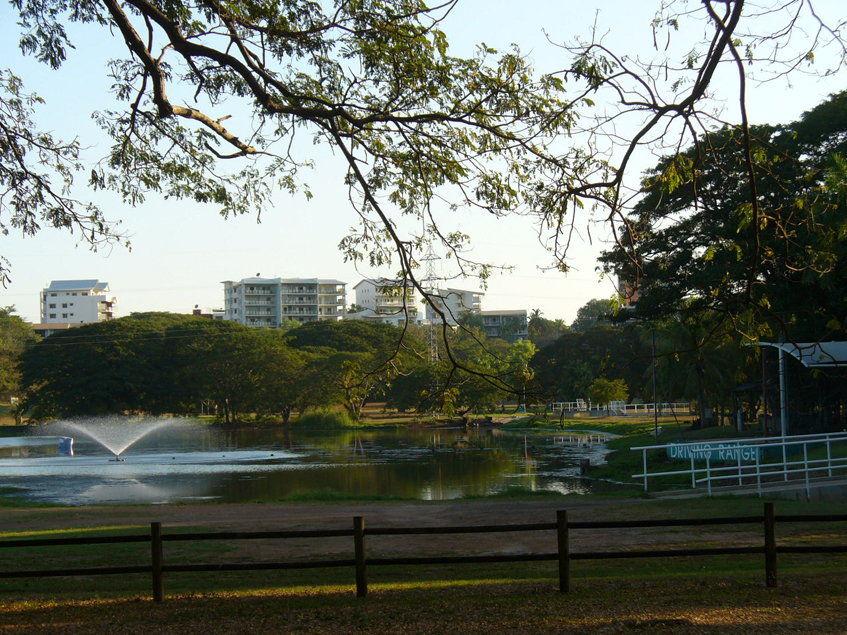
[
  {"x1": 223, "y1": 277, "x2": 347, "y2": 327},
  {"x1": 350, "y1": 278, "x2": 425, "y2": 325},
  {"x1": 481, "y1": 309, "x2": 529, "y2": 342},
  {"x1": 424, "y1": 287, "x2": 483, "y2": 326},
  {"x1": 40, "y1": 280, "x2": 117, "y2": 324}
]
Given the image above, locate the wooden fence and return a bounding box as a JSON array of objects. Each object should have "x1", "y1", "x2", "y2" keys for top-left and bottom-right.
[{"x1": 1, "y1": 503, "x2": 845, "y2": 602}]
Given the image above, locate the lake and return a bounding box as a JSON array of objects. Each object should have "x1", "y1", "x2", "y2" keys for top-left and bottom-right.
[{"x1": 0, "y1": 423, "x2": 628, "y2": 505}]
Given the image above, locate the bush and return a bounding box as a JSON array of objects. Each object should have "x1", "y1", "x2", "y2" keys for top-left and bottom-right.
[{"x1": 292, "y1": 409, "x2": 357, "y2": 429}]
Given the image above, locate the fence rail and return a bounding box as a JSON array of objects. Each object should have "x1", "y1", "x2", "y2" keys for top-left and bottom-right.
[
  {"x1": 632, "y1": 431, "x2": 847, "y2": 496},
  {"x1": 1, "y1": 504, "x2": 844, "y2": 601},
  {"x1": 551, "y1": 401, "x2": 690, "y2": 415}
]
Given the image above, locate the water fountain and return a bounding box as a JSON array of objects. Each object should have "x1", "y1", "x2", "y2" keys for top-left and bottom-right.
[{"x1": 51, "y1": 416, "x2": 175, "y2": 461}]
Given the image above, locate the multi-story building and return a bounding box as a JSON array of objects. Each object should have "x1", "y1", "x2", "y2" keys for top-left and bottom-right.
[
  {"x1": 481, "y1": 310, "x2": 529, "y2": 342},
  {"x1": 223, "y1": 277, "x2": 346, "y2": 327},
  {"x1": 424, "y1": 287, "x2": 483, "y2": 326},
  {"x1": 350, "y1": 278, "x2": 424, "y2": 325},
  {"x1": 617, "y1": 277, "x2": 641, "y2": 308},
  {"x1": 192, "y1": 307, "x2": 225, "y2": 320},
  {"x1": 40, "y1": 280, "x2": 117, "y2": 324}
]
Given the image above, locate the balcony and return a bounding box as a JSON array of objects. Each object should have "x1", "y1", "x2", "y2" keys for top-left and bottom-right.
[{"x1": 247, "y1": 319, "x2": 275, "y2": 327}]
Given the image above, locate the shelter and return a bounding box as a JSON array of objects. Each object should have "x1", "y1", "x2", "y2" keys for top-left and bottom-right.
[
  {"x1": 758, "y1": 341, "x2": 847, "y2": 368},
  {"x1": 756, "y1": 341, "x2": 847, "y2": 435}
]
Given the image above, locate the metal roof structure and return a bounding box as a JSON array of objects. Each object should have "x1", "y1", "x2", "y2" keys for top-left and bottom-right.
[
  {"x1": 47, "y1": 280, "x2": 109, "y2": 291},
  {"x1": 759, "y1": 342, "x2": 847, "y2": 368}
]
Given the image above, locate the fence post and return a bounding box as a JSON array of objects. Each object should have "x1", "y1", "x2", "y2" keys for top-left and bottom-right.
[
  {"x1": 557, "y1": 510, "x2": 570, "y2": 592},
  {"x1": 150, "y1": 522, "x2": 164, "y2": 602},
  {"x1": 764, "y1": 502, "x2": 777, "y2": 588},
  {"x1": 354, "y1": 516, "x2": 367, "y2": 598}
]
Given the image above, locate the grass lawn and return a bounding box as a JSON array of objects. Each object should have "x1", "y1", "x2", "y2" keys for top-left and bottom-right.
[
  {"x1": 1, "y1": 564, "x2": 845, "y2": 634},
  {"x1": 2, "y1": 405, "x2": 845, "y2": 632},
  {"x1": 2, "y1": 497, "x2": 846, "y2": 634}
]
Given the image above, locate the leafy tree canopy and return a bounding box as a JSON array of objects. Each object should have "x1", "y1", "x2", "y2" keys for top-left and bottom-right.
[
  {"x1": 3, "y1": 0, "x2": 843, "y2": 308},
  {"x1": 0, "y1": 305, "x2": 35, "y2": 401},
  {"x1": 587, "y1": 377, "x2": 628, "y2": 408},
  {"x1": 570, "y1": 298, "x2": 613, "y2": 333},
  {"x1": 284, "y1": 319, "x2": 409, "y2": 355},
  {"x1": 600, "y1": 91, "x2": 847, "y2": 342}
]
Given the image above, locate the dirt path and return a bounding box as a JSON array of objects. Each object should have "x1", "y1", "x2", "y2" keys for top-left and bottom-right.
[{"x1": 2, "y1": 498, "x2": 760, "y2": 560}]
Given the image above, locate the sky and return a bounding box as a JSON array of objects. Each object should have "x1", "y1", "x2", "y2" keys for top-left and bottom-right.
[{"x1": 1, "y1": 0, "x2": 844, "y2": 324}]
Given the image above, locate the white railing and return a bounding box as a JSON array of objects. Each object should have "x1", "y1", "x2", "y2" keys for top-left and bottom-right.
[
  {"x1": 631, "y1": 431, "x2": 847, "y2": 499},
  {"x1": 551, "y1": 401, "x2": 690, "y2": 415},
  {"x1": 553, "y1": 433, "x2": 611, "y2": 445}
]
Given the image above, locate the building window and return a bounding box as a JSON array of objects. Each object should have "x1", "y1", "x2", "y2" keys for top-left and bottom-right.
[
  {"x1": 49, "y1": 303, "x2": 56, "y2": 308},
  {"x1": 72, "y1": 293, "x2": 77, "y2": 296},
  {"x1": 50, "y1": 293, "x2": 57, "y2": 297},
  {"x1": 49, "y1": 313, "x2": 56, "y2": 318},
  {"x1": 82, "y1": 292, "x2": 88, "y2": 296},
  {"x1": 62, "y1": 303, "x2": 68, "y2": 308},
  {"x1": 62, "y1": 313, "x2": 68, "y2": 318}
]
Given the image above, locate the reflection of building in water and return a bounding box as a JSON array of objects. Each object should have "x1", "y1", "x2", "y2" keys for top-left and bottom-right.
[{"x1": 0, "y1": 436, "x2": 73, "y2": 458}]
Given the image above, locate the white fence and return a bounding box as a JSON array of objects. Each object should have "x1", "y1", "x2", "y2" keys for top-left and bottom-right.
[
  {"x1": 631, "y1": 431, "x2": 847, "y2": 499},
  {"x1": 551, "y1": 401, "x2": 691, "y2": 416}
]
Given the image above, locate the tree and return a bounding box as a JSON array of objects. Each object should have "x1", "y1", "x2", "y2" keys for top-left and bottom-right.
[
  {"x1": 600, "y1": 92, "x2": 847, "y2": 341},
  {"x1": 20, "y1": 312, "x2": 210, "y2": 418},
  {"x1": 441, "y1": 332, "x2": 511, "y2": 416},
  {"x1": 651, "y1": 311, "x2": 750, "y2": 427},
  {"x1": 528, "y1": 309, "x2": 567, "y2": 348},
  {"x1": 181, "y1": 322, "x2": 269, "y2": 424},
  {"x1": 505, "y1": 339, "x2": 536, "y2": 407},
  {"x1": 533, "y1": 323, "x2": 650, "y2": 402},
  {"x1": 570, "y1": 299, "x2": 613, "y2": 333},
  {"x1": 5, "y1": 0, "x2": 843, "y2": 311},
  {"x1": 587, "y1": 377, "x2": 628, "y2": 409},
  {"x1": 0, "y1": 71, "x2": 121, "y2": 284},
  {"x1": 5, "y1": 0, "x2": 578, "y2": 292},
  {"x1": 285, "y1": 320, "x2": 422, "y2": 420},
  {"x1": 497, "y1": 316, "x2": 526, "y2": 344},
  {"x1": 0, "y1": 306, "x2": 34, "y2": 402}
]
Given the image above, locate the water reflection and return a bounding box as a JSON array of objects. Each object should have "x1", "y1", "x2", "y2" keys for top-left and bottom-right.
[{"x1": 0, "y1": 424, "x2": 624, "y2": 505}]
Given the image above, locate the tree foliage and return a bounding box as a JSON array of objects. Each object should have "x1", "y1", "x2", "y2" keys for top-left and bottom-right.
[
  {"x1": 527, "y1": 308, "x2": 567, "y2": 348},
  {"x1": 3, "y1": 0, "x2": 843, "y2": 316},
  {"x1": 587, "y1": 377, "x2": 628, "y2": 409},
  {"x1": 0, "y1": 305, "x2": 34, "y2": 401},
  {"x1": 570, "y1": 298, "x2": 613, "y2": 333},
  {"x1": 0, "y1": 70, "x2": 123, "y2": 284},
  {"x1": 601, "y1": 92, "x2": 847, "y2": 342},
  {"x1": 532, "y1": 323, "x2": 650, "y2": 403}
]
